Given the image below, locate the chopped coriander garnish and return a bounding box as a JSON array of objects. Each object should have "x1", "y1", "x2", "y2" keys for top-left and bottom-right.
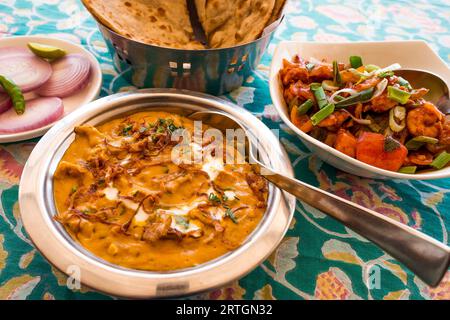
[
  {"x1": 70, "y1": 185, "x2": 78, "y2": 194},
  {"x1": 174, "y1": 216, "x2": 189, "y2": 229},
  {"x1": 122, "y1": 124, "x2": 133, "y2": 135},
  {"x1": 225, "y1": 208, "x2": 238, "y2": 224},
  {"x1": 208, "y1": 193, "x2": 221, "y2": 204}
]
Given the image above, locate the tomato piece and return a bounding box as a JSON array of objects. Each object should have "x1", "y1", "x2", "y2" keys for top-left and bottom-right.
[
  {"x1": 334, "y1": 129, "x2": 357, "y2": 158},
  {"x1": 290, "y1": 106, "x2": 313, "y2": 133},
  {"x1": 356, "y1": 132, "x2": 408, "y2": 171}
]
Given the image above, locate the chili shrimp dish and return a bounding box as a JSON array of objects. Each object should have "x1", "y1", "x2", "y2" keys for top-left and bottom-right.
[
  {"x1": 53, "y1": 111, "x2": 268, "y2": 271},
  {"x1": 280, "y1": 55, "x2": 450, "y2": 174}
]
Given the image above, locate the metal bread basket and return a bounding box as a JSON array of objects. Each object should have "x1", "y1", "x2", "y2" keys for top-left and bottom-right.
[{"x1": 92, "y1": 16, "x2": 283, "y2": 95}]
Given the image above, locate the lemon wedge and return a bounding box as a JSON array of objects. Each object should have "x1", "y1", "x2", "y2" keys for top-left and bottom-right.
[{"x1": 27, "y1": 42, "x2": 66, "y2": 60}]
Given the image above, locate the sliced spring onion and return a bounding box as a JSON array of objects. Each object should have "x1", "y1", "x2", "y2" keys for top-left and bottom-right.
[
  {"x1": 349, "y1": 56, "x2": 363, "y2": 69},
  {"x1": 311, "y1": 103, "x2": 335, "y2": 125},
  {"x1": 405, "y1": 136, "x2": 439, "y2": 150},
  {"x1": 393, "y1": 105, "x2": 406, "y2": 121},
  {"x1": 373, "y1": 63, "x2": 401, "y2": 77},
  {"x1": 297, "y1": 99, "x2": 314, "y2": 115},
  {"x1": 312, "y1": 85, "x2": 328, "y2": 109},
  {"x1": 430, "y1": 151, "x2": 450, "y2": 169},
  {"x1": 397, "y1": 76, "x2": 412, "y2": 90},
  {"x1": 365, "y1": 64, "x2": 380, "y2": 73},
  {"x1": 369, "y1": 78, "x2": 389, "y2": 101},
  {"x1": 322, "y1": 80, "x2": 339, "y2": 91},
  {"x1": 333, "y1": 60, "x2": 342, "y2": 86},
  {"x1": 387, "y1": 86, "x2": 411, "y2": 104},
  {"x1": 335, "y1": 87, "x2": 374, "y2": 108},
  {"x1": 310, "y1": 82, "x2": 322, "y2": 90},
  {"x1": 389, "y1": 106, "x2": 406, "y2": 132},
  {"x1": 398, "y1": 166, "x2": 417, "y2": 174},
  {"x1": 378, "y1": 70, "x2": 394, "y2": 78},
  {"x1": 348, "y1": 68, "x2": 366, "y2": 79},
  {"x1": 366, "y1": 115, "x2": 382, "y2": 132}
]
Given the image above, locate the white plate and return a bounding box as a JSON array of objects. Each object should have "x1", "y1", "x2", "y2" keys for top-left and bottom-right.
[
  {"x1": 270, "y1": 40, "x2": 450, "y2": 180},
  {"x1": 0, "y1": 35, "x2": 102, "y2": 143}
]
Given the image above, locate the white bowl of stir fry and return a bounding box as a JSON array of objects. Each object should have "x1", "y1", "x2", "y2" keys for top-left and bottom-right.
[{"x1": 270, "y1": 41, "x2": 450, "y2": 179}]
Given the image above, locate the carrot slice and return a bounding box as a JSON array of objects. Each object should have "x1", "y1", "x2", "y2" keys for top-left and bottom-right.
[
  {"x1": 356, "y1": 132, "x2": 407, "y2": 171},
  {"x1": 290, "y1": 106, "x2": 313, "y2": 133},
  {"x1": 334, "y1": 129, "x2": 357, "y2": 158}
]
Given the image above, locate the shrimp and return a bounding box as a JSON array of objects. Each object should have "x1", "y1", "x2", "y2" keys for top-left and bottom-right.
[
  {"x1": 284, "y1": 81, "x2": 314, "y2": 105},
  {"x1": 317, "y1": 110, "x2": 350, "y2": 132},
  {"x1": 406, "y1": 102, "x2": 443, "y2": 138},
  {"x1": 280, "y1": 59, "x2": 308, "y2": 85},
  {"x1": 309, "y1": 64, "x2": 333, "y2": 81},
  {"x1": 406, "y1": 151, "x2": 434, "y2": 166},
  {"x1": 370, "y1": 93, "x2": 398, "y2": 112}
]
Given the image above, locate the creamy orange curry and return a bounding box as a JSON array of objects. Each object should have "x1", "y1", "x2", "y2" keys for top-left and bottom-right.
[{"x1": 53, "y1": 111, "x2": 268, "y2": 271}]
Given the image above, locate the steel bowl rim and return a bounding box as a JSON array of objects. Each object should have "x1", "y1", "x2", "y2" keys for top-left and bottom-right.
[{"x1": 19, "y1": 89, "x2": 295, "y2": 298}]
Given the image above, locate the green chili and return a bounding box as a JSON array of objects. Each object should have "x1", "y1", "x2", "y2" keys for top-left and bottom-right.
[{"x1": 0, "y1": 75, "x2": 25, "y2": 115}]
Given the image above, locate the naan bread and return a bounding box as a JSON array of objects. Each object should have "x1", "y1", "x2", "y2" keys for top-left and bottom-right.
[
  {"x1": 197, "y1": 0, "x2": 276, "y2": 48},
  {"x1": 82, "y1": 0, "x2": 204, "y2": 49},
  {"x1": 268, "y1": 0, "x2": 286, "y2": 25}
]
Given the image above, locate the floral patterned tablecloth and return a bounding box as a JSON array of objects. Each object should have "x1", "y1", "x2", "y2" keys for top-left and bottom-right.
[{"x1": 0, "y1": 0, "x2": 449, "y2": 300}]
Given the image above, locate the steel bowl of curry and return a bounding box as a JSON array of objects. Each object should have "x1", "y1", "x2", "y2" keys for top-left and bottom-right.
[{"x1": 19, "y1": 89, "x2": 295, "y2": 298}]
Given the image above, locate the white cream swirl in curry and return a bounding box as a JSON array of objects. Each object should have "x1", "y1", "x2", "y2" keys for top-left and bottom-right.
[{"x1": 53, "y1": 111, "x2": 268, "y2": 271}]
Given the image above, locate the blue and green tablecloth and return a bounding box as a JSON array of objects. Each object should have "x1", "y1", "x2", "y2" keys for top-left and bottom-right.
[{"x1": 0, "y1": 0, "x2": 449, "y2": 300}]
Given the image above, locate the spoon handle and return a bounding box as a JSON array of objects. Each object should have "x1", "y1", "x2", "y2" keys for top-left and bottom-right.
[{"x1": 259, "y1": 166, "x2": 450, "y2": 287}]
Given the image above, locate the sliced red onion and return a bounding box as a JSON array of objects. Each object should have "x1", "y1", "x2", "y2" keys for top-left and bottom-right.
[
  {"x1": 322, "y1": 80, "x2": 339, "y2": 91},
  {"x1": 37, "y1": 54, "x2": 91, "y2": 98},
  {"x1": 0, "y1": 94, "x2": 12, "y2": 114},
  {"x1": 0, "y1": 47, "x2": 34, "y2": 59},
  {"x1": 342, "y1": 109, "x2": 372, "y2": 125},
  {"x1": 0, "y1": 55, "x2": 52, "y2": 93},
  {"x1": 329, "y1": 88, "x2": 358, "y2": 104},
  {"x1": 0, "y1": 97, "x2": 63, "y2": 134}
]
